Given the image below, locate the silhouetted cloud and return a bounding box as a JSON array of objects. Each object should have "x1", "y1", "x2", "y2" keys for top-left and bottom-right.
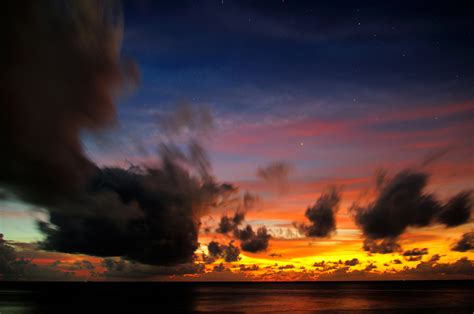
[
  {"x1": 405, "y1": 256, "x2": 423, "y2": 262},
  {"x1": 317, "y1": 257, "x2": 474, "y2": 281},
  {"x1": 363, "y1": 238, "x2": 402, "y2": 254},
  {"x1": 216, "y1": 212, "x2": 246, "y2": 234},
  {"x1": 0, "y1": 234, "x2": 75, "y2": 281},
  {"x1": 234, "y1": 225, "x2": 271, "y2": 253},
  {"x1": 403, "y1": 248, "x2": 429, "y2": 256},
  {"x1": 352, "y1": 169, "x2": 472, "y2": 252},
  {"x1": 0, "y1": 1, "x2": 135, "y2": 207},
  {"x1": 0, "y1": 234, "x2": 21, "y2": 280},
  {"x1": 101, "y1": 257, "x2": 204, "y2": 279},
  {"x1": 0, "y1": 1, "x2": 240, "y2": 269},
  {"x1": 278, "y1": 264, "x2": 295, "y2": 270},
  {"x1": 437, "y1": 192, "x2": 472, "y2": 227},
  {"x1": 452, "y1": 231, "x2": 474, "y2": 252},
  {"x1": 365, "y1": 263, "x2": 377, "y2": 271},
  {"x1": 207, "y1": 241, "x2": 241, "y2": 262},
  {"x1": 344, "y1": 258, "x2": 360, "y2": 266},
  {"x1": 296, "y1": 187, "x2": 341, "y2": 237},
  {"x1": 39, "y1": 154, "x2": 235, "y2": 265},
  {"x1": 239, "y1": 264, "x2": 259, "y2": 271},
  {"x1": 216, "y1": 192, "x2": 259, "y2": 235}
]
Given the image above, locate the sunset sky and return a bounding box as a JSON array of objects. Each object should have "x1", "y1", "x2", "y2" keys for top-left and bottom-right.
[{"x1": 1, "y1": 1, "x2": 473, "y2": 281}]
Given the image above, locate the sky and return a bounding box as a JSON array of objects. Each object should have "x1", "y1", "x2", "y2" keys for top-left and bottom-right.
[{"x1": 1, "y1": 0, "x2": 473, "y2": 281}]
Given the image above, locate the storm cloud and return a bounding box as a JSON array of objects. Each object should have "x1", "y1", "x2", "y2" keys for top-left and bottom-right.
[
  {"x1": 296, "y1": 188, "x2": 341, "y2": 237},
  {"x1": 0, "y1": 1, "x2": 237, "y2": 267},
  {"x1": 0, "y1": 1, "x2": 134, "y2": 207}
]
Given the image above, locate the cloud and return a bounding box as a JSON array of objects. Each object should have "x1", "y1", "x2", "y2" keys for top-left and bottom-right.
[
  {"x1": 101, "y1": 257, "x2": 204, "y2": 279},
  {"x1": 39, "y1": 152, "x2": 235, "y2": 266},
  {"x1": 364, "y1": 263, "x2": 377, "y2": 271},
  {"x1": 0, "y1": 234, "x2": 76, "y2": 281},
  {"x1": 234, "y1": 225, "x2": 271, "y2": 253},
  {"x1": 296, "y1": 187, "x2": 341, "y2": 237},
  {"x1": 352, "y1": 169, "x2": 472, "y2": 250},
  {"x1": 278, "y1": 264, "x2": 295, "y2": 270},
  {"x1": 405, "y1": 256, "x2": 423, "y2": 262},
  {"x1": 256, "y1": 161, "x2": 292, "y2": 193},
  {"x1": 363, "y1": 238, "x2": 402, "y2": 254},
  {"x1": 207, "y1": 241, "x2": 241, "y2": 262},
  {"x1": 0, "y1": 1, "x2": 134, "y2": 207},
  {"x1": 317, "y1": 257, "x2": 474, "y2": 281},
  {"x1": 437, "y1": 192, "x2": 472, "y2": 227},
  {"x1": 452, "y1": 231, "x2": 474, "y2": 252},
  {"x1": 403, "y1": 248, "x2": 429, "y2": 256},
  {"x1": 239, "y1": 264, "x2": 260, "y2": 271},
  {"x1": 216, "y1": 212, "x2": 246, "y2": 234},
  {"x1": 0, "y1": 1, "x2": 240, "y2": 269},
  {"x1": 215, "y1": 191, "x2": 260, "y2": 239},
  {"x1": 344, "y1": 258, "x2": 360, "y2": 266},
  {"x1": 0, "y1": 234, "x2": 21, "y2": 280}
]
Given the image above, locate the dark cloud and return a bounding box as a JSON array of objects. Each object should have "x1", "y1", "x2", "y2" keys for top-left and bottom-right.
[
  {"x1": 317, "y1": 257, "x2": 474, "y2": 281},
  {"x1": 1, "y1": 0, "x2": 238, "y2": 269},
  {"x1": 403, "y1": 248, "x2": 429, "y2": 256},
  {"x1": 397, "y1": 257, "x2": 474, "y2": 278},
  {"x1": 256, "y1": 161, "x2": 292, "y2": 193},
  {"x1": 313, "y1": 261, "x2": 327, "y2": 268},
  {"x1": 215, "y1": 192, "x2": 259, "y2": 234},
  {"x1": 101, "y1": 257, "x2": 204, "y2": 279},
  {"x1": 0, "y1": 234, "x2": 74, "y2": 281},
  {"x1": 213, "y1": 263, "x2": 227, "y2": 272},
  {"x1": 452, "y1": 231, "x2": 474, "y2": 252},
  {"x1": 239, "y1": 264, "x2": 259, "y2": 271},
  {"x1": 363, "y1": 238, "x2": 402, "y2": 254},
  {"x1": 429, "y1": 254, "x2": 441, "y2": 262},
  {"x1": 352, "y1": 169, "x2": 472, "y2": 247},
  {"x1": 405, "y1": 256, "x2": 422, "y2": 262},
  {"x1": 0, "y1": 1, "x2": 134, "y2": 207},
  {"x1": 39, "y1": 155, "x2": 234, "y2": 265},
  {"x1": 437, "y1": 192, "x2": 472, "y2": 227},
  {"x1": 296, "y1": 187, "x2": 341, "y2": 238},
  {"x1": 364, "y1": 263, "x2": 377, "y2": 271},
  {"x1": 207, "y1": 241, "x2": 241, "y2": 262},
  {"x1": 278, "y1": 264, "x2": 295, "y2": 270},
  {"x1": 0, "y1": 234, "x2": 21, "y2": 279},
  {"x1": 216, "y1": 211, "x2": 246, "y2": 234},
  {"x1": 344, "y1": 258, "x2": 360, "y2": 266},
  {"x1": 234, "y1": 225, "x2": 271, "y2": 253},
  {"x1": 392, "y1": 259, "x2": 402, "y2": 264}
]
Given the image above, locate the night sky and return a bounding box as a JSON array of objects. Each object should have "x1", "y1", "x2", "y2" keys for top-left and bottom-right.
[{"x1": 1, "y1": 1, "x2": 473, "y2": 281}]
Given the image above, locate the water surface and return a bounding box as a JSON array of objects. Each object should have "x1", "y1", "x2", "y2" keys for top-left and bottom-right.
[{"x1": 0, "y1": 281, "x2": 472, "y2": 313}]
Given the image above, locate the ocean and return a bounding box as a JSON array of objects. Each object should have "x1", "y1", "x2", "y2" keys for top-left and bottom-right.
[{"x1": 0, "y1": 281, "x2": 472, "y2": 313}]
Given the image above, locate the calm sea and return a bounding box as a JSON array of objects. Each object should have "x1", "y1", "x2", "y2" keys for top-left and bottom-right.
[{"x1": 0, "y1": 281, "x2": 472, "y2": 313}]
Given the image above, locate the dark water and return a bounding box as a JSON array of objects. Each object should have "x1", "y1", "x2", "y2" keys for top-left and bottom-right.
[{"x1": 0, "y1": 281, "x2": 472, "y2": 313}]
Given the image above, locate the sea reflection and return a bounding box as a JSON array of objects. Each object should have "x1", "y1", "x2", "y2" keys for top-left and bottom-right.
[
  {"x1": 194, "y1": 282, "x2": 473, "y2": 313},
  {"x1": 0, "y1": 281, "x2": 472, "y2": 313}
]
